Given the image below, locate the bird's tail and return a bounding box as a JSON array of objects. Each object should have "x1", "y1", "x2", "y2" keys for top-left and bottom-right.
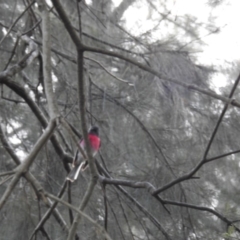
[{"x1": 66, "y1": 161, "x2": 85, "y2": 182}]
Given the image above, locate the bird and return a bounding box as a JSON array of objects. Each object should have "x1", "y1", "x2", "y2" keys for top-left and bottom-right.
[{"x1": 66, "y1": 126, "x2": 101, "y2": 182}]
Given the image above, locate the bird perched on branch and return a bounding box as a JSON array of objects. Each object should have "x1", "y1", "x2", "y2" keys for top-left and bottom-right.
[{"x1": 66, "y1": 126, "x2": 101, "y2": 182}]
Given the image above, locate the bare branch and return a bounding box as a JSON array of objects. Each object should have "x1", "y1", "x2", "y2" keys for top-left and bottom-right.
[
  {"x1": 96, "y1": 161, "x2": 173, "y2": 240},
  {"x1": 29, "y1": 181, "x2": 69, "y2": 239},
  {"x1": 0, "y1": 120, "x2": 69, "y2": 234},
  {"x1": 0, "y1": 36, "x2": 39, "y2": 79},
  {"x1": 0, "y1": 0, "x2": 35, "y2": 46},
  {"x1": 97, "y1": 160, "x2": 240, "y2": 236},
  {"x1": 202, "y1": 72, "x2": 240, "y2": 160},
  {"x1": 61, "y1": 119, "x2": 86, "y2": 160},
  {"x1": 21, "y1": 35, "x2": 40, "y2": 65},
  {"x1": 99, "y1": 175, "x2": 155, "y2": 192},
  {"x1": 0, "y1": 176, "x2": 13, "y2": 186},
  {"x1": 0, "y1": 119, "x2": 56, "y2": 210},
  {"x1": 0, "y1": 78, "x2": 72, "y2": 167},
  {"x1": 85, "y1": 57, "x2": 134, "y2": 86},
  {"x1": 33, "y1": 37, "x2": 240, "y2": 109},
  {"x1": 46, "y1": 192, "x2": 113, "y2": 240},
  {"x1": 0, "y1": 171, "x2": 15, "y2": 177},
  {"x1": 51, "y1": 1, "x2": 99, "y2": 240},
  {"x1": 81, "y1": 46, "x2": 240, "y2": 109},
  {"x1": 161, "y1": 199, "x2": 240, "y2": 233},
  {"x1": 1, "y1": 13, "x2": 240, "y2": 110},
  {"x1": 38, "y1": 0, "x2": 59, "y2": 118},
  {"x1": 153, "y1": 71, "x2": 240, "y2": 196},
  {"x1": 204, "y1": 149, "x2": 240, "y2": 163},
  {"x1": 51, "y1": 0, "x2": 82, "y2": 48}
]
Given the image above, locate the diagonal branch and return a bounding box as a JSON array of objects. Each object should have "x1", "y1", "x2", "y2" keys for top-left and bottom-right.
[
  {"x1": 85, "y1": 57, "x2": 133, "y2": 85},
  {"x1": 0, "y1": 77, "x2": 72, "y2": 166},
  {"x1": 38, "y1": 0, "x2": 59, "y2": 118},
  {"x1": 96, "y1": 161, "x2": 172, "y2": 240},
  {"x1": 0, "y1": 171, "x2": 15, "y2": 177},
  {"x1": 91, "y1": 80, "x2": 173, "y2": 171},
  {"x1": 0, "y1": 35, "x2": 39, "y2": 79},
  {"x1": 0, "y1": 33, "x2": 72, "y2": 168},
  {"x1": 0, "y1": 119, "x2": 56, "y2": 210},
  {"x1": 161, "y1": 199, "x2": 240, "y2": 233},
  {"x1": 33, "y1": 35, "x2": 240, "y2": 110},
  {"x1": 2, "y1": 18, "x2": 240, "y2": 110},
  {"x1": 82, "y1": 45, "x2": 240, "y2": 109},
  {"x1": 1, "y1": 119, "x2": 70, "y2": 234},
  {"x1": 203, "y1": 71, "x2": 240, "y2": 160},
  {"x1": 46, "y1": 192, "x2": 112, "y2": 240},
  {"x1": 29, "y1": 181, "x2": 69, "y2": 240},
  {"x1": 153, "y1": 71, "x2": 240, "y2": 196},
  {"x1": 97, "y1": 161, "x2": 240, "y2": 235},
  {"x1": 0, "y1": 0, "x2": 36, "y2": 46},
  {"x1": 61, "y1": 119, "x2": 87, "y2": 160},
  {"x1": 0, "y1": 123, "x2": 69, "y2": 232},
  {"x1": 51, "y1": 0, "x2": 82, "y2": 48}
]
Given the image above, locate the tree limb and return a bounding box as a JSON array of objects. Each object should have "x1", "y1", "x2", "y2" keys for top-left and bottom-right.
[
  {"x1": 0, "y1": 119, "x2": 56, "y2": 210},
  {"x1": 46, "y1": 192, "x2": 112, "y2": 240},
  {"x1": 51, "y1": 1, "x2": 99, "y2": 239},
  {"x1": 153, "y1": 71, "x2": 240, "y2": 195},
  {"x1": 37, "y1": 0, "x2": 59, "y2": 118}
]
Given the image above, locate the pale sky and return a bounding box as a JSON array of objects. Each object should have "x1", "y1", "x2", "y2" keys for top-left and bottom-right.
[
  {"x1": 118, "y1": 0, "x2": 240, "y2": 63},
  {"x1": 113, "y1": 0, "x2": 240, "y2": 88}
]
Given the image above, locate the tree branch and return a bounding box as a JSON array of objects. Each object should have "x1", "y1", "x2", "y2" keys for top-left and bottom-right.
[
  {"x1": 0, "y1": 34, "x2": 72, "y2": 168},
  {"x1": 0, "y1": 119, "x2": 56, "y2": 210},
  {"x1": 81, "y1": 46, "x2": 240, "y2": 109},
  {"x1": 46, "y1": 192, "x2": 112, "y2": 240},
  {"x1": 38, "y1": 0, "x2": 59, "y2": 118},
  {"x1": 0, "y1": 120, "x2": 69, "y2": 234},
  {"x1": 51, "y1": 1, "x2": 99, "y2": 239},
  {"x1": 0, "y1": 171, "x2": 15, "y2": 177},
  {"x1": 85, "y1": 57, "x2": 134, "y2": 85},
  {"x1": 51, "y1": 0, "x2": 82, "y2": 48},
  {"x1": 153, "y1": 71, "x2": 240, "y2": 195},
  {"x1": 0, "y1": 0, "x2": 36, "y2": 46},
  {"x1": 97, "y1": 161, "x2": 240, "y2": 235},
  {"x1": 96, "y1": 161, "x2": 173, "y2": 240},
  {"x1": 2, "y1": 17, "x2": 240, "y2": 110},
  {"x1": 161, "y1": 199, "x2": 240, "y2": 233},
  {"x1": 29, "y1": 181, "x2": 69, "y2": 240}
]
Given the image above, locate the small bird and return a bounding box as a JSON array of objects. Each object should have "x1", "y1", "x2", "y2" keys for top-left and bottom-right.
[{"x1": 66, "y1": 126, "x2": 101, "y2": 182}]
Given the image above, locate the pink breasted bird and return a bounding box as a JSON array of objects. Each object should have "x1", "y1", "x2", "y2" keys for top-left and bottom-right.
[{"x1": 66, "y1": 126, "x2": 101, "y2": 182}]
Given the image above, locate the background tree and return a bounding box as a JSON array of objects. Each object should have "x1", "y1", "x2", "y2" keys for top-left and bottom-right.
[{"x1": 0, "y1": 0, "x2": 240, "y2": 239}]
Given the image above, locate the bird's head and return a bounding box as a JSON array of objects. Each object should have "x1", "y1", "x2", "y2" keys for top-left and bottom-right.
[{"x1": 89, "y1": 126, "x2": 99, "y2": 136}]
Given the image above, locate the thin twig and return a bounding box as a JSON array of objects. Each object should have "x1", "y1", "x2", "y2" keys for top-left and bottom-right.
[
  {"x1": 0, "y1": 171, "x2": 15, "y2": 177},
  {"x1": 153, "y1": 71, "x2": 240, "y2": 195},
  {"x1": 96, "y1": 161, "x2": 172, "y2": 240},
  {"x1": 0, "y1": 0, "x2": 35, "y2": 46},
  {"x1": 0, "y1": 175, "x2": 14, "y2": 186},
  {"x1": 0, "y1": 119, "x2": 56, "y2": 210},
  {"x1": 107, "y1": 198, "x2": 126, "y2": 240},
  {"x1": 29, "y1": 180, "x2": 69, "y2": 240},
  {"x1": 2, "y1": 19, "x2": 240, "y2": 109},
  {"x1": 38, "y1": 0, "x2": 59, "y2": 119},
  {"x1": 102, "y1": 185, "x2": 108, "y2": 231},
  {"x1": 46, "y1": 193, "x2": 113, "y2": 240},
  {"x1": 4, "y1": 37, "x2": 20, "y2": 70},
  {"x1": 0, "y1": 117, "x2": 69, "y2": 233},
  {"x1": 161, "y1": 199, "x2": 240, "y2": 233},
  {"x1": 203, "y1": 72, "x2": 240, "y2": 160},
  {"x1": 51, "y1": 1, "x2": 99, "y2": 240},
  {"x1": 85, "y1": 57, "x2": 133, "y2": 85}
]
